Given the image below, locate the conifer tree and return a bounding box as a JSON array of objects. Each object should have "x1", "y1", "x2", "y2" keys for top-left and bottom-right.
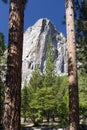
[
  {"x1": 26, "y1": 66, "x2": 44, "y2": 124},
  {"x1": 3, "y1": 1, "x2": 27, "y2": 130},
  {"x1": 65, "y1": 0, "x2": 79, "y2": 130},
  {"x1": 21, "y1": 84, "x2": 29, "y2": 122},
  {"x1": 43, "y1": 36, "x2": 55, "y2": 88},
  {"x1": 29, "y1": 65, "x2": 43, "y2": 92}
]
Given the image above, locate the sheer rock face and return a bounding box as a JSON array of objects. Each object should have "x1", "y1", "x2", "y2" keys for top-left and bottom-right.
[{"x1": 22, "y1": 18, "x2": 67, "y2": 85}]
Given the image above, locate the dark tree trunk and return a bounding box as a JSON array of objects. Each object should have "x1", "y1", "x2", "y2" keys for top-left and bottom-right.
[
  {"x1": 65, "y1": 0, "x2": 79, "y2": 130},
  {"x1": 47, "y1": 112, "x2": 50, "y2": 123},
  {"x1": 3, "y1": 0, "x2": 25, "y2": 130}
]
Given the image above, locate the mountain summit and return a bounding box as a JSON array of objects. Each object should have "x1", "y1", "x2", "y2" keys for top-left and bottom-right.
[{"x1": 22, "y1": 18, "x2": 67, "y2": 84}]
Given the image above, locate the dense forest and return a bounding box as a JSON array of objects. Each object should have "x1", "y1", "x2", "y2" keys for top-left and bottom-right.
[{"x1": 0, "y1": 0, "x2": 87, "y2": 130}]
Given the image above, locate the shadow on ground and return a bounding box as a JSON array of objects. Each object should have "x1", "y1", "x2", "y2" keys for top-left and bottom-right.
[
  {"x1": 22, "y1": 126, "x2": 59, "y2": 130},
  {"x1": 22, "y1": 124, "x2": 87, "y2": 130}
]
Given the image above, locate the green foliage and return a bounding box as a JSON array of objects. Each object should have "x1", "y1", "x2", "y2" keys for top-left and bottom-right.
[
  {"x1": 0, "y1": 32, "x2": 6, "y2": 124},
  {"x1": 29, "y1": 87, "x2": 58, "y2": 124},
  {"x1": 56, "y1": 76, "x2": 69, "y2": 127},
  {"x1": 0, "y1": 80, "x2": 5, "y2": 124},
  {"x1": 21, "y1": 75, "x2": 69, "y2": 126},
  {"x1": 29, "y1": 88, "x2": 45, "y2": 125},
  {"x1": 29, "y1": 65, "x2": 43, "y2": 92},
  {"x1": 0, "y1": 33, "x2": 6, "y2": 56},
  {"x1": 57, "y1": 102, "x2": 68, "y2": 128},
  {"x1": 21, "y1": 34, "x2": 87, "y2": 127},
  {"x1": 64, "y1": 1, "x2": 87, "y2": 73},
  {"x1": 74, "y1": 0, "x2": 87, "y2": 74},
  {"x1": 21, "y1": 85, "x2": 30, "y2": 121},
  {"x1": 78, "y1": 74, "x2": 87, "y2": 123},
  {"x1": 21, "y1": 36, "x2": 69, "y2": 127},
  {"x1": 21, "y1": 65, "x2": 44, "y2": 124},
  {"x1": 43, "y1": 36, "x2": 55, "y2": 88}
]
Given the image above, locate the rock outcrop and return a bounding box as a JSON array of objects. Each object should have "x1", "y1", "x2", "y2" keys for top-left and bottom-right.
[{"x1": 22, "y1": 18, "x2": 67, "y2": 85}]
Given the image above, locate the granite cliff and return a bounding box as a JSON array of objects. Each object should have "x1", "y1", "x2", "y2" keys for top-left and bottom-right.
[{"x1": 22, "y1": 18, "x2": 67, "y2": 85}]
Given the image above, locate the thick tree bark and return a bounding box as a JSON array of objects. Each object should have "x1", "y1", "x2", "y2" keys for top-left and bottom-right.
[
  {"x1": 3, "y1": 0, "x2": 24, "y2": 130},
  {"x1": 65, "y1": 0, "x2": 79, "y2": 130}
]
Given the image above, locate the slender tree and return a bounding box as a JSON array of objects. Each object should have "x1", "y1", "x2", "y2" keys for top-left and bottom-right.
[
  {"x1": 43, "y1": 36, "x2": 55, "y2": 88},
  {"x1": 3, "y1": 0, "x2": 27, "y2": 130},
  {"x1": 21, "y1": 84, "x2": 29, "y2": 122},
  {"x1": 65, "y1": 0, "x2": 79, "y2": 130}
]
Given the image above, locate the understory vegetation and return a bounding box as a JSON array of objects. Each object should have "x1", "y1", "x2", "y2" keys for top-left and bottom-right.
[
  {"x1": 21, "y1": 37, "x2": 87, "y2": 128},
  {"x1": 21, "y1": 69, "x2": 87, "y2": 127}
]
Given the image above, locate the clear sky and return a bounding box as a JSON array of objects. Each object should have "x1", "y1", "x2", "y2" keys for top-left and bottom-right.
[{"x1": 0, "y1": 0, "x2": 66, "y2": 45}]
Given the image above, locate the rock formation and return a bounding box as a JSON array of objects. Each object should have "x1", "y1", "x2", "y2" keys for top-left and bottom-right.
[{"x1": 22, "y1": 18, "x2": 67, "y2": 85}]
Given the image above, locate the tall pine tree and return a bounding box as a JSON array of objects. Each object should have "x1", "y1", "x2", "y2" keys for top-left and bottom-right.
[
  {"x1": 43, "y1": 36, "x2": 55, "y2": 88},
  {"x1": 65, "y1": 0, "x2": 79, "y2": 130},
  {"x1": 3, "y1": 1, "x2": 27, "y2": 130}
]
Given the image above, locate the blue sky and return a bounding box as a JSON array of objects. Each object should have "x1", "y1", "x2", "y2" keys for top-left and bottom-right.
[{"x1": 0, "y1": 0, "x2": 66, "y2": 44}]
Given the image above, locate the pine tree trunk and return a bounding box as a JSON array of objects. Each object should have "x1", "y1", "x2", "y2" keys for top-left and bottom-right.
[
  {"x1": 65, "y1": 0, "x2": 79, "y2": 130},
  {"x1": 3, "y1": 0, "x2": 24, "y2": 130}
]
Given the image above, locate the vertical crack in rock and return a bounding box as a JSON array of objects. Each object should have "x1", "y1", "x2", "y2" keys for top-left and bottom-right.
[{"x1": 22, "y1": 18, "x2": 68, "y2": 85}]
